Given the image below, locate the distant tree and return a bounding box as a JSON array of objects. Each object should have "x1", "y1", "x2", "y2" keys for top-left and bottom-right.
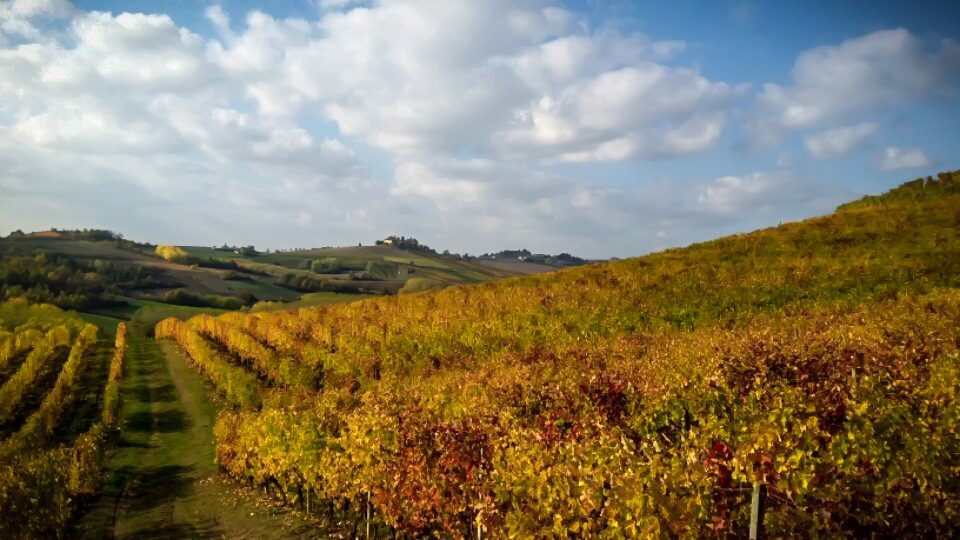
[{"x1": 155, "y1": 245, "x2": 189, "y2": 263}]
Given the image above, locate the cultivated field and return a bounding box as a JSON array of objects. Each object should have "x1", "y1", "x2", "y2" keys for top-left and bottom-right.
[
  {"x1": 151, "y1": 173, "x2": 960, "y2": 537},
  {"x1": 0, "y1": 299, "x2": 125, "y2": 537}
]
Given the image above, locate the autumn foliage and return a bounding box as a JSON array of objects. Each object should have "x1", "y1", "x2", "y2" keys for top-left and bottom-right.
[
  {"x1": 0, "y1": 303, "x2": 128, "y2": 537},
  {"x1": 155, "y1": 171, "x2": 960, "y2": 537}
]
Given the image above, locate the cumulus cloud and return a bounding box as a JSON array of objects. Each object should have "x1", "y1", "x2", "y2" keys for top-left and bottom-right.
[
  {"x1": 393, "y1": 158, "x2": 564, "y2": 208},
  {"x1": 694, "y1": 170, "x2": 841, "y2": 217},
  {"x1": 0, "y1": 0, "x2": 866, "y2": 257},
  {"x1": 748, "y1": 28, "x2": 960, "y2": 148},
  {"x1": 201, "y1": 2, "x2": 743, "y2": 161},
  {"x1": 0, "y1": 0, "x2": 74, "y2": 40},
  {"x1": 493, "y1": 65, "x2": 744, "y2": 162},
  {"x1": 804, "y1": 122, "x2": 878, "y2": 160},
  {"x1": 0, "y1": 6, "x2": 377, "y2": 248},
  {"x1": 879, "y1": 147, "x2": 931, "y2": 170},
  {"x1": 486, "y1": 31, "x2": 745, "y2": 162}
]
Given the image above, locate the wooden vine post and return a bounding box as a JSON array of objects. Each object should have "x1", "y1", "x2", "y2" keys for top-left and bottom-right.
[{"x1": 749, "y1": 481, "x2": 767, "y2": 539}]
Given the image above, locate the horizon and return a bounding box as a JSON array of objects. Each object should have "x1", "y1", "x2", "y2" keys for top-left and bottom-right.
[{"x1": 2, "y1": 1, "x2": 959, "y2": 258}]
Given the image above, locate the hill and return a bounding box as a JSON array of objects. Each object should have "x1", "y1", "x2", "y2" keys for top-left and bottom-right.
[
  {"x1": 0, "y1": 233, "x2": 584, "y2": 336},
  {"x1": 153, "y1": 171, "x2": 960, "y2": 537}
]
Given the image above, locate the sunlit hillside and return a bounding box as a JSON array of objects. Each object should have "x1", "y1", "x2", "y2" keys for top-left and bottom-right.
[{"x1": 153, "y1": 172, "x2": 960, "y2": 537}]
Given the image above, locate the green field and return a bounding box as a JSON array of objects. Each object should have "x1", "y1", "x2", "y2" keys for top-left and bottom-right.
[
  {"x1": 179, "y1": 246, "x2": 245, "y2": 259},
  {"x1": 85, "y1": 298, "x2": 170, "y2": 320},
  {"x1": 223, "y1": 276, "x2": 301, "y2": 301},
  {"x1": 76, "y1": 312, "x2": 124, "y2": 338}
]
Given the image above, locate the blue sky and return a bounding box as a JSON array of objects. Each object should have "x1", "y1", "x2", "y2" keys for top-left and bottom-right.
[{"x1": 1, "y1": 0, "x2": 958, "y2": 258}]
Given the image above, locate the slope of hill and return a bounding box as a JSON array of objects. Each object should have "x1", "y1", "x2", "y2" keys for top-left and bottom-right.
[
  {"x1": 1, "y1": 234, "x2": 569, "y2": 336},
  {"x1": 225, "y1": 244, "x2": 536, "y2": 288},
  {"x1": 155, "y1": 171, "x2": 960, "y2": 537}
]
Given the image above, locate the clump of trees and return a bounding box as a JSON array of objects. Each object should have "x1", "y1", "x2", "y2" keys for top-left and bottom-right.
[
  {"x1": 477, "y1": 249, "x2": 587, "y2": 266},
  {"x1": 155, "y1": 245, "x2": 244, "y2": 271},
  {"x1": 375, "y1": 235, "x2": 436, "y2": 253},
  {"x1": 155, "y1": 245, "x2": 189, "y2": 263},
  {"x1": 300, "y1": 257, "x2": 343, "y2": 274},
  {"x1": 364, "y1": 260, "x2": 398, "y2": 279},
  {"x1": 276, "y1": 272, "x2": 366, "y2": 293},
  {"x1": 146, "y1": 289, "x2": 254, "y2": 311},
  {"x1": 0, "y1": 250, "x2": 166, "y2": 310},
  {"x1": 213, "y1": 244, "x2": 258, "y2": 257}
]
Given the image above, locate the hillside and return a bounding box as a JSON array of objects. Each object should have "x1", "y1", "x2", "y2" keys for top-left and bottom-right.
[
  {"x1": 152, "y1": 171, "x2": 960, "y2": 537},
  {"x1": 0, "y1": 233, "x2": 577, "y2": 337}
]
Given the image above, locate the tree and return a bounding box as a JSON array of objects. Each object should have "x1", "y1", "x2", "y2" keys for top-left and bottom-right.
[{"x1": 155, "y1": 245, "x2": 189, "y2": 263}]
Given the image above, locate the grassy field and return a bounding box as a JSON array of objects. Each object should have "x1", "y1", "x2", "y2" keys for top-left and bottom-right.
[
  {"x1": 75, "y1": 328, "x2": 327, "y2": 537},
  {"x1": 130, "y1": 305, "x2": 226, "y2": 333},
  {"x1": 76, "y1": 312, "x2": 123, "y2": 338},
  {"x1": 222, "y1": 276, "x2": 300, "y2": 301},
  {"x1": 179, "y1": 246, "x2": 245, "y2": 259},
  {"x1": 0, "y1": 238, "x2": 149, "y2": 260}
]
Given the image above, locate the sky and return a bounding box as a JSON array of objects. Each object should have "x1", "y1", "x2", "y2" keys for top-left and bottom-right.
[{"x1": 1, "y1": 0, "x2": 958, "y2": 258}]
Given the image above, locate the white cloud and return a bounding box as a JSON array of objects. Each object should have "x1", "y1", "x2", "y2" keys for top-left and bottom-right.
[
  {"x1": 749, "y1": 28, "x2": 960, "y2": 148},
  {"x1": 201, "y1": 3, "x2": 741, "y2": 162},
  {"x1": 0, "y1": 0, "x2": 74, "y2": 40},
  {"x1": 695, "y1": 171, "x2": 833, "y2": 214},
  {"x1": 0, "y1": 7, "x2": 377, "y2": 250},
  {"x1": 392, "y1": 158, "x2": 565, "y2": 209},
  {"x1": 879, "y1": 147, "x2": 931, "y2": 170},
  {"x1": 384, "y1": 161, "x2": 840, "y2": 257},
  {"x1": 697, "y1": 173, "x2": 775, "y2": 213},
  {"x1": 804, "y1": 122, "x2": 877, "y2": 159},
  {"x1": 493, "y1": 60, "x2": 745, "y2": 162},
  {"x1": 0, "y1": 1, "x2": 865, "y2": 258},
  {"x1": 316, "y1": 0, "x2": 365, "y2": 10}
]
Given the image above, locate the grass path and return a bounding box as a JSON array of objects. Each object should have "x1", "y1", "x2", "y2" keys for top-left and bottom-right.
[{"x1": 76, "y1": 337, "x2": 325, "y2": 539}]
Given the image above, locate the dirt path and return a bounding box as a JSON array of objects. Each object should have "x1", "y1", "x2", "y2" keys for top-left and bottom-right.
[{"x1": 76, "y1": 337, "x2": 326, "y2": 539}]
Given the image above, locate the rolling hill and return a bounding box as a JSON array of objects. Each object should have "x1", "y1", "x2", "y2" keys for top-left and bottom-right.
[
  {"x1": 148, "y1": 170, "x2": 960, "y2": 537},
  {"x1": 0, "y1": 232, "x2": 588, "y2": 336}
]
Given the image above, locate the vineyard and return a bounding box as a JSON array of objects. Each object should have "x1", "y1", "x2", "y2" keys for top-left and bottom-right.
[
  {"x1": 0, "y1": 299, "x2": 126, "y2": 537},
  {"x1": 150, "y1": 171, "x2": 960, "y2": 538}
]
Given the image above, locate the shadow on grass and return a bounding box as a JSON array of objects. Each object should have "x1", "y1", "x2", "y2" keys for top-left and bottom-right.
[
  {"x1": 118, "y1": 439, "x2": 155, "y2": 449},
  {"x1": 119, "y1": 522, "x2": 222, "y2": 540},
  {"x1": 150, "y1": 383, "x2": 178, "y2": 403},
  {"x1": 125, "y1": 409, "x2": 190, "y2": 434},
  {"x1": 123, "y1": 464, "x2": 197, "y2": 512}
]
